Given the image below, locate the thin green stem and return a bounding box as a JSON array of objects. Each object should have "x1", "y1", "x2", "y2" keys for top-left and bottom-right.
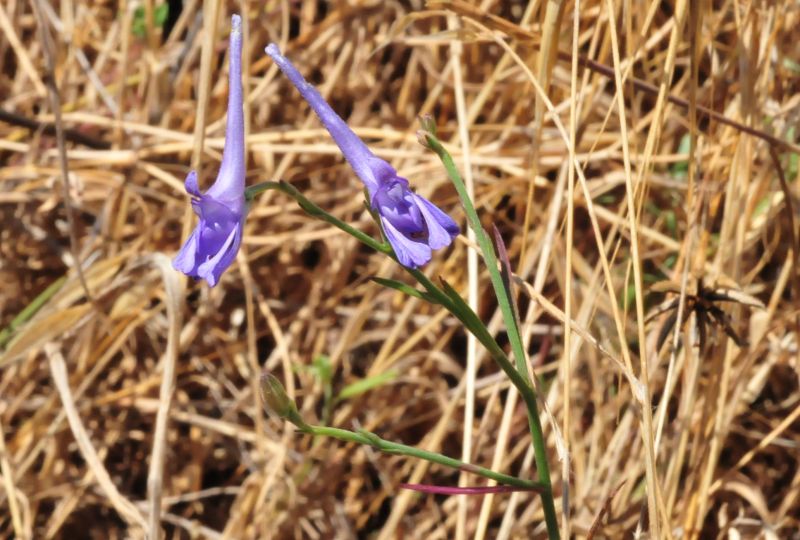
[
  {"x1": 252, "y1": 184, "x2": 539, "y2": 399},
  {"x1": 303, "y1": 424, "x2": 546, "y2": 492},
  {"x1": 251, "y1": 178, "x2": 557, "y2": 533},
  {"x1": 246, "y1": 181, "x2": 392, "y2": 256},
  {"x1": 249, "y1": 182, "x2": 545, "y2": 442},
  {"x1": 249, "y1": 183, "x2": 465, "y2": 312}
]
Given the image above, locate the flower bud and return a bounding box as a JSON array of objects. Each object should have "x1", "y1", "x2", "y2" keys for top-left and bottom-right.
[
  {"x1": 416, "y1": 130, "x2": 433, "y2": 150},
  {"x1": 260, "y1": 373, "x2": 307, "y2": 428},
  {"x1": 418, "y1": 114, "x2": 437, "y2": 137},
  {"x1": 416, "y1": 115, "x2": 438, "y2": 150}
]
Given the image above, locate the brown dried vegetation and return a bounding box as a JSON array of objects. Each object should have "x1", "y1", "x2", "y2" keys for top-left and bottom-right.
[{"x1": 1, "y1": 1, "x2": 800, "y2": 538}]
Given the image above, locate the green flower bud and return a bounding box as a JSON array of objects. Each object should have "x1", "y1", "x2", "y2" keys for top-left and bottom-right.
[
  {"x1": 418, "y1": 114, "x2": 437, "y2": 137},
  {"x1": 260, "y1": 373, "x2": 307, "y2": 429},
  {"x1": 416, "y1": 114, "x2": 438, "y2": 150}
]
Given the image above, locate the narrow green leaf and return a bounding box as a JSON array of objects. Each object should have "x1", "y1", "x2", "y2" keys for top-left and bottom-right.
[
  {"x1": 338, "y1": 370, "x2": 399, "y2": 400},
  {"x1": 664, "y1": 209, "x2": 677, "y2": 237},
  {"x1": 596, "y1": 193, "x2": 617, "y2": 205},
  {"x1": 621, "y1": 282, "x2": 636, "y2": 310},
  {"x1": 307, "y1": 424, "x2": 546, "y2": 491},
  {"x1": 419, "y1": 131, "x2": 529, "y2": 383},
  {"x1": 421, "y1": 125, "x2": 558, "y2": 540},
  {"x1": 789, "y1": 152, "x2": 799, "y2": 179},
  {"x1": 0, "y1": 276, "x2": 66, "y2": 349},
  {"x1": 437, "y1": 278, "x2": 491, "y2": 338},
  {"x1": 784, "y1": 57, "x2": 800, "y2": 74},
  {"x1": 491, "y1": 225, "x2": 522, "y2": 336},
  {"x1": 371, "y1": 277, "x2": 436, "y2": 303}
]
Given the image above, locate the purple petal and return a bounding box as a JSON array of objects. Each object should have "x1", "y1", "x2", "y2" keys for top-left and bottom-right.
[
  {"x1": 382, "y1": 216, "x2": 431, "y2": 268},
  {"x1": 373, "y1": 182, "x2": 424, "y2": 235},
  {"x1": 413, "y1": 194, "x2": 459, "y2": 250},
  {"x1": 184, "y1": 170, "x2": 201, "y2": 197},
  {"x1": 207, "y1": 15, "x2": 245, "y2": 204},
  {"x1": 172, "y1": 200, "x2": 243, "y2": 287},
  {"x1": 193, "y1": 195, "x2": 240, "y2": 226},
  {"x1": 265, "y1": 43, "x2": 382, "y2": 196},
  {"x1": 196, "y1": 221, "x2": 242, "y2": 287},
  {"x1": 367, "y1": 156, "x2": 400, "y2": 187},
  {"x1": 173, "y1": 228, "x2": 201, "y2": 275}
]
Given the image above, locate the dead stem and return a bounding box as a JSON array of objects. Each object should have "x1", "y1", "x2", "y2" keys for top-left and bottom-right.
[{"x1": 31, "y1": 0, "x2": 92, "y2": 301}]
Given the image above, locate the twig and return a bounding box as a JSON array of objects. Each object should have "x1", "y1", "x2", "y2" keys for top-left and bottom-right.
[
  {"x1": 0, "y1": 108, "x2": 111, "y2": 149},
  {"x1": 603, "y1": 0, "x2": 663, "y2": 534},
  {"x1": 31, "y1": 0, "x2": 93, "y2": 301},
  {"x1": 586, "y1": 481, "x2": 625, "y2": 540},
  {"x1": 45, "y1": 343, "x2": 147, "y2": 531},
  {"x1": 0, "y1": 415, "x2": 24, "y2": 538},
  {"x1": 0, "y1": 3, "x2": 46, "y2": 96},
  {"x1": 768, "y1": 146, "x2": 800, "y2": 367},
  {"x1": 145, "y1": 255, "x2": 184, "y2": 540}
]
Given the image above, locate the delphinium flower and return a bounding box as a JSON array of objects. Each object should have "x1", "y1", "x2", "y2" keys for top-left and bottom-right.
[
  {"x1": 173, "y1": 14, "x2": 245, "y2": 286},
  {"x1": 265, "y1": 44, "x2": 459, "y2": 268}
]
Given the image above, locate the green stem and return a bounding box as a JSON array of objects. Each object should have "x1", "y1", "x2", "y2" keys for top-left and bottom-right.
[
  {"x1": 247, "y1": 181, "x2": 392, "y2": 257},
  {"x1": 250, "y1": 184, "x2": 539, "y2": 405},
  {"x1": 250, "y1": 179, "x2": 557, "y2": 535},
  {"x1": 303, "y1": 424, "x2": 546, "y2": 492},
  {"x1": 421, "y1": 132, "x2": 559, "y2": 539}
]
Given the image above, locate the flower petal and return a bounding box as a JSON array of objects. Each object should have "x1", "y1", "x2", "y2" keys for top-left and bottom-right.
[
  {"x1": 184, "y1": 170, "x2": 201, "y2": 197},
  {"x1": 382, "y1": 216, "x2": 431, "y2": 268},
  {"x1": 413, "y1": 194, "x2": 459, "y2": 250},
  {"x1": 372, "y1": 181, "x2": 424, "y2": 235},
  {"x1": 367, "y1": 156, "x2": 400, "y2": 187},
  {"x1": 173, "y1": 228, "x2": 201, "y2": 276},
  {"x1": 196, "y1": 221, "x2": 242, "y2": 287}
]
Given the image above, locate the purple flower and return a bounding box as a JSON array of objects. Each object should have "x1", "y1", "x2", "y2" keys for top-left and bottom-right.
[
  {"x1": 173, "y1": 15, "x2": 246, "y2": 287},
  {"x1": 265, "y1": 44, "x2": 459, "y2": 268}
]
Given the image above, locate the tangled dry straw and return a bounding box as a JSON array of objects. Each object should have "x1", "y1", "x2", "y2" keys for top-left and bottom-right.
[{"x1": 2, "y1": 0, "x2": 800, "y2": 538}]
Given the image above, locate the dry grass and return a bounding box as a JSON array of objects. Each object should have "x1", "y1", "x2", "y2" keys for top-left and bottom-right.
[{"x1": 2, "y1": 1, "x2": 800, "y2": 538}]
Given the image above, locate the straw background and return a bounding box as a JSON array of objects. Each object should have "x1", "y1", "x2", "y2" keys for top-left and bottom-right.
[{"x1": 1, "y1": 0, "x2": 799, "y2": 538}]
